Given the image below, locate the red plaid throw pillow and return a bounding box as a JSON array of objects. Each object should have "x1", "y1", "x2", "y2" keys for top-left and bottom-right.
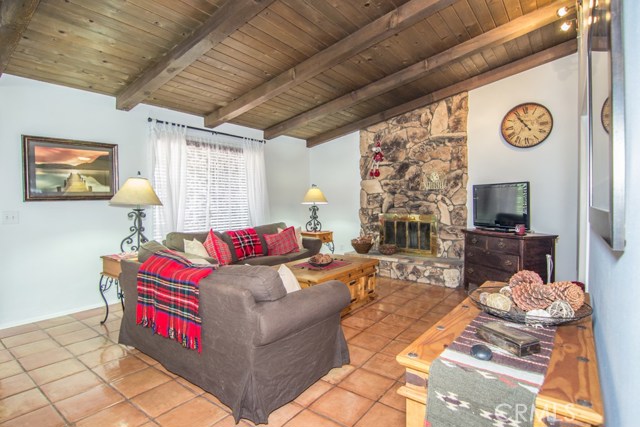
[
  {"x1": 264, "y1": 226, "x2": 300, "y2": 256},
  {"x1": 226, "y1": 228, "x2": 264, "y2": 260},
  {"x1": 203, "y1": 230, "x2": 233, "y2": 265}
]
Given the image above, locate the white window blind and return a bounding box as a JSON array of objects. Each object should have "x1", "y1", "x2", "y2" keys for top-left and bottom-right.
[{"x1": 183, "y1": 139, "x2": 250, "y2": 232}]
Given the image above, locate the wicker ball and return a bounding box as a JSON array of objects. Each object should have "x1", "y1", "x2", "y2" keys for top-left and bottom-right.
[
  {"x1": 547, "y1": 300, "x2": 575, "y2": 319},
  {"x1": 486, "y1": 293, "x2": 512, "y2": 311},
  {"x1": 509, "y1": 270, "x2": 544, "y2": 288},
  {"x1": 479, "y1": 292, "x2": 490, "y2": 305},
  {"x1": 499, "y1": 286, "x2": 512, "y2": 298},
  {"x1": 525, "y1": 309, "x2": 551, "y2": 326}
]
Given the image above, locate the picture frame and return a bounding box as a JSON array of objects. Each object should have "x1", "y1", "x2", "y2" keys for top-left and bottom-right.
[
  {"x1": 587, "y1": 0, "x2": 626, "y2": 251},
  {"x1": 22, "y1": 135, "x2": 119, "y2": 201}
]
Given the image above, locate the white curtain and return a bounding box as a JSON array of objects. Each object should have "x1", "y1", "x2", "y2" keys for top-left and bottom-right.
[
  {"x1": 150, "y1": 121, "x2": 187, "y2": 239},
  {"x1": 243, "y1": 138, "x2": 270, "y2": 225}
]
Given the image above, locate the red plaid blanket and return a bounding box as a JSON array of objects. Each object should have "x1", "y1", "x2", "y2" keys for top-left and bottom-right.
[{"x1": 136, "y1": 250, "x2": 215, "y2": 352}]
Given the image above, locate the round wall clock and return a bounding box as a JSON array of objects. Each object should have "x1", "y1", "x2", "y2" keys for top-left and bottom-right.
[
  {"x1": 500, "y1": 102, "x2": 553, "y2": 148},
  {"x1": 601, "y1": 97, "x2": 611, "y2": 133}
]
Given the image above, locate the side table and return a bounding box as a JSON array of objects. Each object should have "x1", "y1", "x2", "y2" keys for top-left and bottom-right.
[
  {"x1": 301, "y1": 230, "x2": 334, "y2": 253},
  {"x1": 99, "y1": 254, "x2": 135, "y2": 324}
]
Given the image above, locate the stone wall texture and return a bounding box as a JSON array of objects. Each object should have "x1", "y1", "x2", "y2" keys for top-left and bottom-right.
[{"x1": 359, "y1": 92, "x2": 469, "y2": 259}]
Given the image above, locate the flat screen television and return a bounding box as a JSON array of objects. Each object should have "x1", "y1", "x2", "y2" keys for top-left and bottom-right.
[{"x1": 473, "y1": 181, "x2": 530, "y2": 231}]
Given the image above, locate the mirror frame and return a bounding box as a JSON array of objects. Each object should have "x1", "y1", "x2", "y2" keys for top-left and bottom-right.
[{"x1": 587, "y1": 0, "x2": 626, "y2": 251}]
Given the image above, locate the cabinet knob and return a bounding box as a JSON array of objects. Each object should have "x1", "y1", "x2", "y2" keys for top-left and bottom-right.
[
  {"x1": 468, "y1": 252, "x2": 474, "y2": 257},
  {"x1": 471, "y1": 237, "x2": 478, "y2": 244},
  {"x1": 497, "y1": 240, "x2": 506, "y2": 248},
  {"x1": 467, "y1": 268, "x2": 474, "y2": 274},
  {"x1": 504, "y1": 260, "x2": 513, "y2": 267}
]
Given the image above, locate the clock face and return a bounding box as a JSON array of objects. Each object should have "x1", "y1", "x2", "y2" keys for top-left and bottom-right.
[
  {"x1": 500, "y1": 103, "x2": 553, "y2": 148},
  {"x1": 601, "y1": 97, "x2": 611, "y2": 133}
]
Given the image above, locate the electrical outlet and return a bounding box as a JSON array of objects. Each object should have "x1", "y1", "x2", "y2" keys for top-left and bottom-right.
[{"x1": 2, "y1": 211, "x2": 19, "y2": 225}]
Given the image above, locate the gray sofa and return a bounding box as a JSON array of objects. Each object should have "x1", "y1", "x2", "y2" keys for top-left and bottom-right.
[
  {"x1": 165, "y1": 222, "x2": 321, "y2": 266},
  {"x1": 118, "y1": 253, "x2": 350, "y2": 424}
]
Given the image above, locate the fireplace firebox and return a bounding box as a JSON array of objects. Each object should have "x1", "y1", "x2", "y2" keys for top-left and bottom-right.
[{"x1": 379, "y1": 213, "x2": 438, "y2": 256}]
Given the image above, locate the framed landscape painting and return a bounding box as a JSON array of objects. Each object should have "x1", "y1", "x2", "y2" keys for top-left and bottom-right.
[{"x1": 22, "y1": 135, "x2": 119, "y2": 201}]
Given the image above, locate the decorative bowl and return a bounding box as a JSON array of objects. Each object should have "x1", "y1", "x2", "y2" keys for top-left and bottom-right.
[
  {"x1": 308, "y1": 259, "x2": 333, "y2": 267},
  {"x1": 468, "y1": 286, "x2": 593, "y2": 327},
  {"x1": 378, "y1": 244, "x2": 397, "y2": 255},
  {"x1": 351, "y1": 239, "x2": 373, "y2": 254}
]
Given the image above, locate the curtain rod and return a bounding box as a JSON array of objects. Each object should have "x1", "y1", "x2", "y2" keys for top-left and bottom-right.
[{"x1": 148, "y1": 118, "x2": 265, "y2": 144}]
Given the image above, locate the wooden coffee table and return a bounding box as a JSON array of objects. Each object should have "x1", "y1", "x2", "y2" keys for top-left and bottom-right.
[{"x1": 285, "y1": 256, "x2": 379, "y2": 316}]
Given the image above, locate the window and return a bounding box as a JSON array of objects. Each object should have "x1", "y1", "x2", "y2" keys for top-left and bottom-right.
[
  {"x1": 183, "y1": 139, "x2": 250, "y2": 232},
  {"x1": 151, "y1": 126, "x2": 267, "y2": 240}
]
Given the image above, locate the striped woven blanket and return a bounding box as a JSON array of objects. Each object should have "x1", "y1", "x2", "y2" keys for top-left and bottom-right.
[
  {"x1": 136, "y1": 250, "x2": 215, "y2": 352},
  {"x1": 425, "y1": 313, "x2": 557, "y2": 427}
]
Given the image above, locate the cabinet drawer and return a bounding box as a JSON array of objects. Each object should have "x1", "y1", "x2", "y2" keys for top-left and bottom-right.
[
  {"x1": 465, "y1": 264, "x2": 513, "y2": 285},
  {"x1": 465, "y1": 247, "x2": 519, "y2": 273},
  {"x1": 465, "y1": 234, "x2": 488, "y2": 249},
  {"x1": 487, "y1": 237, "x2": 519, "y2": 253}
]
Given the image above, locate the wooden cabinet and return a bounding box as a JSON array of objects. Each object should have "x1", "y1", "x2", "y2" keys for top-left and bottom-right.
[{"x1": 463, "y1": 229, "x2": 557, "y2": 289}]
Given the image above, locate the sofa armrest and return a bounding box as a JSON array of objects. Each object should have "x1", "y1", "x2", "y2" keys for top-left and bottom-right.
[
  {"x1": 302, "y1": 237, "x2": 322, "y2": 255},
  {"x1": 253, "y1": 280, "x2": 349, "y2": 346}
]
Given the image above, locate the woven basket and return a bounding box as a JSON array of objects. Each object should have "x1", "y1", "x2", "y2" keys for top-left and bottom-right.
[
  {"x1": 378, "y1": 244, "x2": 397, "y2": 255},
  {"x1": 351, "y1": 240, "x2": 373, "y2": 254}
]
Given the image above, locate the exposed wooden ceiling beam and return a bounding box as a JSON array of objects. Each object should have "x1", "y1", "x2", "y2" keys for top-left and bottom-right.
[
  {"x1": 306, "y1": 39, "x2": 577, "y2": 148},
  {"x1": 0, "y1": 0, "x2": 40, "y2": 76},
  {"x1": 265, "y1": 0, "x2": 573, "y2": 140},
  {"x1": 204, "y1": 0, "x2": 458, "y2": 128},
  {"x1": 116, "y1": 0, "x2": 275, "y2": 111}
]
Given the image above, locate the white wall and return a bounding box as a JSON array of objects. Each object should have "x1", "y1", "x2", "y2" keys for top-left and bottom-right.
[
  {"x1": 588, "y1": 3, "x2": 640, "y2": 425},
  {"x1": 467, "y1": 54, "x2": 580, "y2": 281},
  {"x1": 0, "y1": 75, "x2": 308, "y2": 328},
  {"x1": 264, "y1": 136, "x2": 310, "y2": 227},
  {"x1": 309, "y1": 132, "x2": 361, "y2": 254}
]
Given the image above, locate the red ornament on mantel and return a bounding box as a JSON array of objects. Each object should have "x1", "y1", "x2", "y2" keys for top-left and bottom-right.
[{"x1": 369, "y1": 137, "x2": 384, "y2": 179}]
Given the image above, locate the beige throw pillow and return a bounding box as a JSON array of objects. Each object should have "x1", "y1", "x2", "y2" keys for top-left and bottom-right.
[
  {"x1": 278, "y1": 226, "x2": 303, "y2": 250},
  {"x1": 278, "y1": 264, "x2": 301, "y2": 293},
  {"x1": 184, "y1": 238, "x2": 210, "y2": 258}
]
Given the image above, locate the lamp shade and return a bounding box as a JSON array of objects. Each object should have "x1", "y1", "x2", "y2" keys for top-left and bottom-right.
[
  {"x1": 110, "y1": 176, "x2": 162, "y2": 207},
  {"x1": 301, "y1": 184, "x2": 328, "y2": 205}
]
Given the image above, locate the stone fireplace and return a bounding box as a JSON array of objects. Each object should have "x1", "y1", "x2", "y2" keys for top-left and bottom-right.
[
  {"x1": 357, "y1": 93, "x2": 469, "y2": 288},
  {"x1": 380, "y1": 213, "x2": 437, "y2": 256}
]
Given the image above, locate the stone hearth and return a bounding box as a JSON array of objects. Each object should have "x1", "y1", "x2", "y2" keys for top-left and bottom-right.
[{"x1": 348, "y1": 252, "x2": 463, "y2": 288}]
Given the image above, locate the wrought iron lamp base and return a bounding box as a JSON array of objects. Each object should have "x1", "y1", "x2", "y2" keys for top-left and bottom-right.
[
  {"x1": 120, "y1": 208, "x2": 149, "y2": 252},
  {"x1": 305, "y1": 204, "x2": 322, "y2": 232}
]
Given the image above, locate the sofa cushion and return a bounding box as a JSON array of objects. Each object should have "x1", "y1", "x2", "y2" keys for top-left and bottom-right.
[
  {"x1": 253, "y1": 222, "x2": 286, "y2": 254},
  {"x1": 264, "y1": 226, "x2": 299, "y2": 256},
  {"x1": 203, "y1": 265, "x2": 286, "y2": 302},
  {"x1": 184, "y1": 238, "x2": 210, "y2": 258},
  {"x1": 277, "y1": 264, "x2": 301, "y2": 293},
  {"x1": 203, "y1": 230, "x2": 233, "y2": 266},
  {"x1": 165, "y1": 231, "x2": 209, "y2": 252},
  {"x1": 279, "y1": 226, "x2": 303, "y2": 249},
  {"x1": 226, "y1": 228, "x2": 264, "y2": 260},
  {"x1": 138, "y1": 240, "x2": 169, "y2": 263}
]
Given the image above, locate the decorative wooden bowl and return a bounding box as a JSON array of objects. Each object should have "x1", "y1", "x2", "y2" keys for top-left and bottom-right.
[
  {"x1": 351, "y1": 240, "x2": 373, "y2": 254},
  {"x1": 378, "y1": 244, "x2": 398, "y2": 255}
]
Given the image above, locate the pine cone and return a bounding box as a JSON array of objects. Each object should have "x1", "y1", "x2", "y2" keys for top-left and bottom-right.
[
  {"x1": 550, "y1": 281, "x2": 585, "y2": 311},
  {"x1": 509, "y1": 270, "x2": 543, "y2": 288},
  {"x1": 511, "y1": 283, "x2": 555, "y2": 311}
]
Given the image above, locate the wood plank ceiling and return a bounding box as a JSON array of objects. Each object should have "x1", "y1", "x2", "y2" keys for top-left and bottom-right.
[{"x1": 1, "y1": 0, "x2": 578, "y2": 146}]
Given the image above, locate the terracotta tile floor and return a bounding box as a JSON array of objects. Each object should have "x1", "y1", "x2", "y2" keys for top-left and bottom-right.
[{"x1": 0, "y1": 277, "x2": 466, "y2": 426}]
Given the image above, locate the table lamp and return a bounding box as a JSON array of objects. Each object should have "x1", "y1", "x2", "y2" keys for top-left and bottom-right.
[
  {"x1": 110, "y1": 172, "x2": 162, "y2": 252},
  {"x1": 301, "y1": 184, "x2": 328, "y2": 232}
]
